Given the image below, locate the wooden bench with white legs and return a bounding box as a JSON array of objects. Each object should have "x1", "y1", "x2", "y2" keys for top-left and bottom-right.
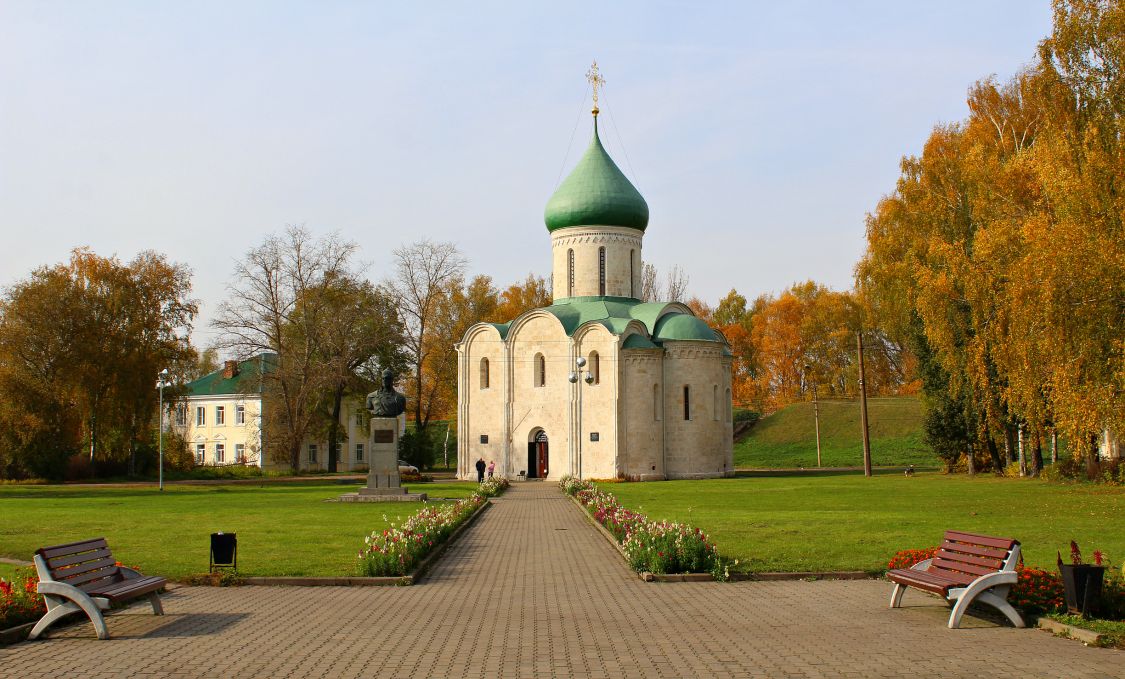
[
  {"x1": 887, "y1": 530, "x2": 1024, "y2": 629},
  {"x1": 29, "y1": 538, "x2": 166, "y2": 640}
]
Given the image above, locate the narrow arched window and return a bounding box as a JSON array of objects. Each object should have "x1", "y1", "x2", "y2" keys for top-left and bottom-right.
[
  {"x1": 589, "y1": 351, "x2": 600, "y2": 385},
  {"x1": 598, "y1": 246, "x2": 606, "y2": 296},
  {"x1": 713, "y1": 385, "x2": 720, "y2": 421},
  {"x1": 630, "y1": 249, "x2": 635, "y2": 298},
  {"x1": 567, "y1": 248, "x2": 574, "y2": 297},
  {"x1": 535, "y1": 353, "x2": 546, "y2": 387},
  {"x1": 480, "y1": 358, "x2": 490, "y2": 389},
  {"x1": 654, "y1": 384, "x2": 662, "y2": 421},
  {"x1": 683, "y1": 385, "x2": 691, "y2": 421}
]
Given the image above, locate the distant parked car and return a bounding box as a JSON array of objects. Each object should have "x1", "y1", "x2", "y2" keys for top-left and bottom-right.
[{"x1": 398, "y1": 460, "x2": 419, "y2": 475}]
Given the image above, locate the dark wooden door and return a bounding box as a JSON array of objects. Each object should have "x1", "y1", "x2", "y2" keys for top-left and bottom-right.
[{"x1": 536, "y1": 441, "x2": 548, "y2": 478}]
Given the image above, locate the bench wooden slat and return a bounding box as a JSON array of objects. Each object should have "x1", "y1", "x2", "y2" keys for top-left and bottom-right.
[
  {"x1": 44, "y1": 547, "x2": 115, "y2": 571},
  {"x1": 944, "y1": 531, "x2": 1016, "y2": 550},
  {"x1": 38, "y1": 538, "x2": 108, "y2": 560},
  {"x1": 53, "y1": 559, "x2": 119, "y2": 587},
  {"x1": 90, "y1": 576, "x2": 166, "y2": 602},
  {"x1": 938, "y1": 540, "x2": 1010, "y2": 561},
  {"x1": 932, "y1": 557, "x2": 1000, "y2": 578},
  {"x1": 935, "y1": 549, "x2": 1004, "y2": 571},
  {"x1": 888, "y1": 569, "x2": 963, "y2": 595}
]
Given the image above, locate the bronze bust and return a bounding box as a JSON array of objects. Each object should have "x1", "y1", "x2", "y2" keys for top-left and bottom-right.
[{"x1": 366, "y1": 369, "x2": 406, "y2": 417}]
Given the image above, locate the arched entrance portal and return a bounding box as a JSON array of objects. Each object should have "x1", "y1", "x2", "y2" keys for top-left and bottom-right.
[{"x1": 527, "y1": 430, "x2": 549, "y2": 479}]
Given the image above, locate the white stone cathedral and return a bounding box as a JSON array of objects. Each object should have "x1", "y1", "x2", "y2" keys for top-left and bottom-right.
[{"x1": 455, "y1": 96, "x2": 733, "y2": 482}]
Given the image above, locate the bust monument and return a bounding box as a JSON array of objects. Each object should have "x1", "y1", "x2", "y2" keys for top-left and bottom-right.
[{"x1": 366, "y1": 369, "x2": 406, "y2": 417}]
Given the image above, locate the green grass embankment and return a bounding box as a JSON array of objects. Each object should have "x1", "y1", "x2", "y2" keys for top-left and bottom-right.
[{"x1": 736, "y1": 396, "x2": 934, "y2": 468}]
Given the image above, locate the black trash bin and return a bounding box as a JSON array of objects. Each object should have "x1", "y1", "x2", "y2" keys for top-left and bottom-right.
[{"x1": 210, "y1": 532, "x2": 237, "y2": 572}]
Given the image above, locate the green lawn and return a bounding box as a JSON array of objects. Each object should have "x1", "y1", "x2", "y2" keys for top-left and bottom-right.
[
  {"x1": 736, "y1": 396, "x2": 935, "y2": 468},
  {"x1": 604, "y1": 472, "x2": 1125, "y2": 573},
  {"x1": 0, "y1": 480, "x2": 479, "y2": 579}
]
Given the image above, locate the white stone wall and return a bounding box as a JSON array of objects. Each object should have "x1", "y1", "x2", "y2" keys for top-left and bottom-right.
[
  {"x1": 661, "y1": 342, "x2": 735, "y2": 479},
  {"x1": 573, "y1": 324, "x2": 621, "y2": 480},
  {"x1": 457, "y1": 325, "x2": 508, "y2": 478},
  {"x1": 621, "y1": 346, "x2": 665, "y2": 480},
  {"x1": 551, "y1": 226, "x2": 643, "y2": 300}
]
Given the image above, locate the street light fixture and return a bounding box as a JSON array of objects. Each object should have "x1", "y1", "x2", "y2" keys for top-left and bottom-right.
[
  {"x1": 156, "y1": 368, "x2": 170, "y2": 491},
  {"x1": 803, "y1": 364, "x2": 822, "y2": 468},
  {"x1": 568, "y1": 356, "x2": 594, "y2": 478}
]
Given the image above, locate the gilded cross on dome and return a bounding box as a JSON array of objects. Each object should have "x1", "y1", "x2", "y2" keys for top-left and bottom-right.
[{"x1": 586, "y1": 60, "x2": 605, "y2": 116}]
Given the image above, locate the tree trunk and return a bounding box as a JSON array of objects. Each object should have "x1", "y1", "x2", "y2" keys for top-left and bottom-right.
[
  {"x1": 986, "y1": 435, "x2": 1003, "y2": 471},
  {"x1": 327, "y1": 385, "x2": 344, "y2": 473},
  {"x1": 1087, "y1": 434, "x2": 1100, "y2": 481},
  {"x1": 1032, "y1": 431, "x2": 1043, "y2": 476}
]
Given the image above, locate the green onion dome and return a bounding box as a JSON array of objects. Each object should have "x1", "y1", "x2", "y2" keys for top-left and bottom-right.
[{"x1": 544, "y1": 120, "x2": 649, "y2": 232}]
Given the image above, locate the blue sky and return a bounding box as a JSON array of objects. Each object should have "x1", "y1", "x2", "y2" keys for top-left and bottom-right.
[{"x1": 0, "y1": 1, "x2": 1052, "y2": 346}]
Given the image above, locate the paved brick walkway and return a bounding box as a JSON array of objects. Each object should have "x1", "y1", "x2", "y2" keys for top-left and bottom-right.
[{"x1": 1, "y1": 482, "x2": 1121, "y2": 678}]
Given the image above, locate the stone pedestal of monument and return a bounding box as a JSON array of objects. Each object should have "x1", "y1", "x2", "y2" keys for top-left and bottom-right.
[{"x1": 339, "y1": 417, "x2": 427, "y2": 502}]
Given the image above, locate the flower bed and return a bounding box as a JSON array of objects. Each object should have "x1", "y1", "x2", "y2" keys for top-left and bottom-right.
[
  {"x1": 559, "y1": 476, "x2": 725, "y2": 578},
  {"x1": 356, "y1": 478, "x2": 507, "y2": 577},
  {"x1": 1, "y1": 567, "x2": 44, "y2": 630},
  {"x1": 478, "y1": 476, "x2": 510, "y2": 498}
]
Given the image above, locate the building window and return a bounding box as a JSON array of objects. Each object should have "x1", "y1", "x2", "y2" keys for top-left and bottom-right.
[
  {"x1": 567, "y1": 248, "x2": 574, "y2": 297},
  {"x1": 175, "y1": 403, "x2": 186, "y2": 426},
  {"x1": 355, "y1": 410, "x2": 364, "y2": 427},
  {"x1": 713, "y1": 385, "x2": 720, "y2": 421},
  {"x1": 215, "y1": 406, "x2": 225, "y2": 425},
  {"x1": 684, "y1": 386, "x2": 691, "y2": 421},
  {"x1": 235, "y1": 443, "x2": 245, "y2": 463},
  {"x1": 589, "y1": 351, "x2": 600, "y2": 385},
  {"x1": 535, "y1": 353, "x2": 546, "y2": 387},
  {"x1": 308, "y1": 444, "x2": 318, "y2": 464},
  {"x1": 355, "y1": 443, "x2": 364, "y2": 461},
  {"x1": 630, "y1": 249, "x2": 636, "y2": 298},
  {"x1": 236, "y1": 405, "x2": 246, "y2": 425},
  {"x1": 598, "y1": 246, "x2": 606, "y2": 296},
  {"x1": 654, "y1": 384, "x2": 662, "y2": 421},
  {"x1": 195, "y1": 406, "x2": 206, "y2": 426},
  {"x1": 480, "y1": 357, "x2": 490, "y2": 389},
  {"x1": 195, "y1": 443, "x2": 205, "y2": 464},
  {"x1": 215, "y1": 443, "x2": 225, "y2": 463}
]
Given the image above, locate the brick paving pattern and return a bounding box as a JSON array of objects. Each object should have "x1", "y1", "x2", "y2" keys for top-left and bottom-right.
[{"x1": 1, "y1": 482, "x2": 1121, "y2": 678}]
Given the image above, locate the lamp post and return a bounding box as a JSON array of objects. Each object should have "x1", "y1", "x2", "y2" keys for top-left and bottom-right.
[
  {"x1": 803, "y1": 364, "x2": 822, "y2": 468},
  {"x1": 569, "y1": 356, "x2": 594, "y2": 478},
  {"x1": 156, "y1": 368, "x2": 170, "y2": 492}
]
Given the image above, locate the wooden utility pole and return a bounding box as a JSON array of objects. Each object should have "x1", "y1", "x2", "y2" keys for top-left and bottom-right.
[{"x1": 857, "y1": 331, "x2": 872, "y2": 477}]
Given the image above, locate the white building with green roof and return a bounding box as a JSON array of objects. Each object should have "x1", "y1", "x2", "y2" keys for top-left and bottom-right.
[
  {"x1": 175, "y1": 353, "x2": 372, "y2": 470},
  {"x1": 455, "y1": 105, "x2": 733, "y2": 481}
]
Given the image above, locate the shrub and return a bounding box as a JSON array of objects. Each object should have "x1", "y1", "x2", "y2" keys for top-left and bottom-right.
[
  {"x1": 887, "y1": 547, "x2": 937, "y2": 570},
  {"x1": 478, "y1": 476, "x2": 509, "y2": 498},
  {"x1": 357, "y1": 495, "x2": 485, "y2": 577},
  {"x1": 561, "y1": 476, "x2": 722, "y2": 575},
  {"x1": 0, "y1": 567, "x2": 45, "y2": 629},
  {"x1": 357, "y1": 478, "x2": 509, "y2": 577}
]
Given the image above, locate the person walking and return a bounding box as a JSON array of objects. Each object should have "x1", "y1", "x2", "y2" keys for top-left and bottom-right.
[
  {"x1": 487, "y1": 460, "x2": 495, "y2": 479},
  {"x1": 475, "y1": 457, "x2": 486, "y2": 483}
]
